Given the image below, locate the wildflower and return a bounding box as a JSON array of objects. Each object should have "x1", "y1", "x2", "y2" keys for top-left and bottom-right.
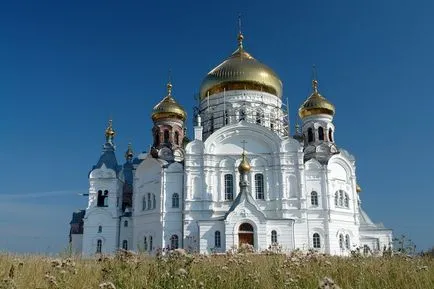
[
  {"x1": 318, "y1": 277, "x2": 341, "y2": 289},
  {"x1": 51, "y1": 259, "x2": 62, "y2": 268},
  {"x1": 44, "y1": 273, "x2": 58, "y2": 288},
  {"x1": 99, "y1": 281, "x2": 117, "y2": 289},
  {"x1": 176, "y1": 268, "x2": 188, "y2": 277},
  {"x1": 416, "y1": 265, "x2": 428, "y2": 272}
]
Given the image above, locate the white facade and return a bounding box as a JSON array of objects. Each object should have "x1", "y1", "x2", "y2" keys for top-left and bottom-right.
[{"x1": 74, "y1": 37, "x2": 392, "y2": 256}]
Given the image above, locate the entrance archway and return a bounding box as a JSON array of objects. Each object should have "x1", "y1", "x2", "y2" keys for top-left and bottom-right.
[{"x1": 238, "y1": 223, "x2": 254, "y2": 247}]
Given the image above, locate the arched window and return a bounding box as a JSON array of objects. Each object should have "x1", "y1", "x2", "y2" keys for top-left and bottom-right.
[
  {"x1": 271, "y1": 230, "x2": 277, "y2": 244},
  {"x1": 345, "y1": 234, "x2": 351, "y2": 249},
  {"x1": 224, "y1": 110, "x2": 229, "y2": 125},
  {"x1": 311, "y1": 191, "x2": 318, "y2": 206},
  {"x1": 154, "y1": 131, "x2": 160, "y2": 146},
  {"x1": 174, "y1": 131, "x2": 179, "y2": 145},
  {"x1": 339, "y1": 234, "x2": 344, "y2": 249},
  {"x1": 170, "y1": 234, "x2": 179, "y2": 249},
  {"x1": 149, "y1": 236, "x2": 153, "y2": 252},
  {"x1": 215, "y1": 231, "x2": 221, "y2": 248},
  {"x1": 224, "y1": 174, "x2": 234, "y2": 200},
  {"x1": 142, "y1": 197, "x2": 146, "y2": 211},
  {"x1": 329, "y1": 128, "x2": 333, "y2": 142},
  {"x1": 103, "y1": 190, "x2": 109, "y2": 207},
  {"x1": 98, "y1": 226, "x2": 102, "y2": 233},
  {"x1": 318, "y1": 127, "x2": 324, "y2": 141},
  {"x1": 172, "y1": 193, "x2": 179, "y2": 208},
  {"x1": 344, "y1": 193, "x2": 349, "y2": 208},
  {"x1": 334, "y1": 192, "x2": 338, "y2": 206},
  {"x1": 239, "y1": 109, "x2": 246, "y2": 121},
  {"x1": 124, "y1": 220, "x2": 128, "y2": 227},
  {"x1": 144, "y1": 236, "x2": 148, "y2": 251},
  {"x1": 308, "y1": 128, "x2": 314, "y2": 142},
  {"x1": 255, "y1": 173, "x2": 265, "y2": 200},
  {"x1": 256, "y1": 111, "x2": 262, "y2": 124},
  {"x1": 339, "y1": 191, "x2": 344, "y2": 207},
  {"x1": 239, "y1": 223, "x2": 254, "y2": 232},
  {"x1": 210, "y1": 115, "x2": 214, "y2": 132},
  {"x1": 147, "y1": 193, "x2": 151, "y2": 209},
  {"x1": 153, "y1": 194, "x2": 156, "y2": 209},
  {"x1": 313, "y1": 233, "x2": 321, "y2": 249},
  {"x1": 163, "y1": 130, "x2": 170, "y2": 143},
  {"x1": 97, "y1": 190, "x2": 104, "y2": 207},
  {"x1": 122, "y1": 240, "x2": 128, "y2": 250},
  {"x1": 96, "y1": 239, "x2": 102, "y2": 253}
]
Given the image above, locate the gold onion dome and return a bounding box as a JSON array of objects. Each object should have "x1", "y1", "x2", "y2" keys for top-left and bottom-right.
[
  {"x1": 238, "y1": 151, "x2": 251, "y2": 174},
  {"x1": 199, "y1": 32, "x2": 283, "y2": 99},
  {"x1": 105, "y1": 119, "x2": 115, "y2": 140},
  {"x1": 298, "y1": 79, "x2": 335, "y2": 119},
  {"x1": 152, "y1": 82, "x2": 187, "y2": 122}
]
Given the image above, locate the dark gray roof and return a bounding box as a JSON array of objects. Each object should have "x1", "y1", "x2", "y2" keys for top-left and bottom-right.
[
  {"x1": 91, "y1": 142, "x2": 121, "y2": 174},
  {"x1": 359, "y1": 207, "x2": 387, "y2": 230},
  {"x1": 225, "y1": 180, "x2": 263, "y2": 219},
  {"x1": 69, "y1": 210, "x2": 85, "y2": 225}
]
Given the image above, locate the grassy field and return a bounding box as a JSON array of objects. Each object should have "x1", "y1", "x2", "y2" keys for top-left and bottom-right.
[{"x1": 0, "y1": 250, "x2": 433, "y2": 289}]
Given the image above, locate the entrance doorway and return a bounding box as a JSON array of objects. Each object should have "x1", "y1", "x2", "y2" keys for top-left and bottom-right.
[{"x1": 238, "y1": 223, "x2": 254, "y2": 247}]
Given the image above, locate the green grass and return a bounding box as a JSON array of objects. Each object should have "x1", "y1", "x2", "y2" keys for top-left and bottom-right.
[{"x1": 0, "y1": 250, "x2": 433, "y2": 289}]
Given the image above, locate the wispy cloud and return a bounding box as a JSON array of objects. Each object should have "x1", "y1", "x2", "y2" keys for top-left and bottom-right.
[{"x1": 0, "y1": 189, "x2": 86, "y2": 200}]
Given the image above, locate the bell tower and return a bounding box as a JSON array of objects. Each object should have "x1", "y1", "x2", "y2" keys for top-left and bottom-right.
[
  {"x1": 150, "y1": 80, "x2": 187, "y2": 162},
  {"x1": 298, "y1": 75, "x2": 338, "y2": 163}
]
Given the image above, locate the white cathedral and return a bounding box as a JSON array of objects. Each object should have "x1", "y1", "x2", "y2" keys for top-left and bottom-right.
[{"x1": 69, "y1": 31, "x2": 392, "y2": 256}]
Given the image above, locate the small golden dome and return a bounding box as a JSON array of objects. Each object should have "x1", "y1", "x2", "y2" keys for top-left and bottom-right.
[
  {"x1": 238, "y1": 152, "x2": 251, "y2": 174},
  {"x1": 356, "y1": 183, "x2": 362, "y2": 193},
  {"x1": 152, "y1": 82, "x2": 187, "y2": 122},
  {"x1": 105, "y1": 119, "x2": 115, "y2": 141},
  {"x1": 199, "y1": 33, "x2": 282, "y2": 99},
  {"x1": 298, "y1": 79, "x2": 335, "y2": 119}
]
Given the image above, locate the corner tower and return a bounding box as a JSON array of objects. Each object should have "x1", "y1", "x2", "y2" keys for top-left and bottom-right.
[
  {"x1": 151, "y1": 81, "x2": 187, "y2": 162},
  {"x1": 299, "y1": 76, "x2": 338, "y2": 163}
]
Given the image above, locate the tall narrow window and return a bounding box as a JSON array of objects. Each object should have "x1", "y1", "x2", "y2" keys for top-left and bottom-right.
[
  {"x1": 339, "y1": 191, "x2": 344, "y2": 207},
  {"x1": 147, "y1": 193, "x2": 151, "y2": 209},
  {"x1": 344, "y1": 193, "x2": 349, "y2": 208},
  {"x1": 103, "y1": 190, "x2": 109, "y2": 207},
  {"x1": 163, "y1": 130, "x2": 170, "y2": 143},
  {"x1": 308, "y1": 128, "x2": 314, "y2": 142},
  {"x1": 215, "y1": 231, "x2": 221, "y2": 248},
  {"x1": 96, "y1": 239, "x2": 102, "y2": 253},
  {"x1": 149, "y1": 236, "x2": 153, "y2": 252},
  {"x1": 154, "y1": 131, "x2": 160, "y2": 146},
  {"x1": 172, "y1": 193, "x2": 179, "y2": 208},
  {"x1": 255, "y1": 173, "x2": 265, "y2": 200},
  {"x1": 153, "y1": 194, "x2": 156, "y2": 209},
  {"x1": 329, "y1": 128, "x2": 333, "y2": 142},
  {"x1": 334, "y1": 192, "x2": 338, "y2": 206},
  {"x1": 339, "y1": 234, "x2": 344, "y2": 249},
  {"x1": 318, "y1": 127, "x2": 324, "y2": 141},
  {"x1": 313, "y1": 233, "x2": 321, "y2": 249},
  {"x1": 224, "y1": 174, "x2": 234, "y2": 200},
  {"x1": 144, "y1": 236, "x2": 148, "y2": 251},
  {"x1": 271, "y1": 230, "x2": 277, "y2": 244},
  {"x1": 224, "y1": 110, "x2": 229, "y2": 125},
  {"x1": 174, "y1": 131, "x2": 179, "y2": 145},
  {"x1": 311, "y1": 191, "x2": 318, "y2": 206},
  {"x1": 142, "y1": 196, "x2": 146, "y2": 211},
  {"x1": 122, "y1": 240, "x2": 128, "y2": 250},
  {"x1": 98, "y1": 226, "x2": 102, "y2": 233},
  {"x1": 170, "y1": 234, "x2": 179, "y2": 249},
  {"x1": 256, "y1": 111, "x2": 262, "y2": 124},
  {"x1": 345, "y1": 234, "x2": 350, "y2": 249},
  {"x1": 270, "y1": 114, "x2": 275, "y2": 131},
  {"x1": 124, "y1": 220, "x2": 128, "y2": 227},
  {"x1": 210, "y1": 115, "x2": 214, "y2": 132},
  {"x1": 97, "y1": 190, "x2": 104, "y2": 207},
  {"x1": 239, "y1": 109, "x2": 246, "y2": 121}
]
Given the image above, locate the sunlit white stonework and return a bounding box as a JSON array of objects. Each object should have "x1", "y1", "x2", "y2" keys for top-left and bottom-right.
[{"x1": 69, "y1": 33, "x2": 392, "y2": 256}]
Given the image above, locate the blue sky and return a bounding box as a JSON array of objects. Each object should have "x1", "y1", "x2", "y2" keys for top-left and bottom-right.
[{"x1": 0, "y1": 0, "x2": 433, "y2": 253}]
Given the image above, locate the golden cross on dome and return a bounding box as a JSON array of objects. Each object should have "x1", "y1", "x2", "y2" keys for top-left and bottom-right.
[
  {"x1": 237, "y1": 13, "x2": 244, "y2": 48},
  {"x1": 241, "y1": 140, "x2": 247, "y2": 153},
  {"x1": 167, "y1": 69, "x2": 172, "y2": 96},
  {"x1": 312, "y1": 65, "x2": 319, "y2": 93}
]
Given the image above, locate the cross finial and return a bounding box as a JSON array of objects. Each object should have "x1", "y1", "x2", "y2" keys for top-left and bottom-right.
[
  {"x1": 237, "y1": 13, "x2": 244, "y2": 48},
  {"x1": 167, "y1": 69, "x2": 172, "y2": 96},
  {"x1": 241, "y1": 140, "x2": 247, "y2": 152},
  {"x1": 312, "y1": 65, "x2": 319, "y2": 93}
]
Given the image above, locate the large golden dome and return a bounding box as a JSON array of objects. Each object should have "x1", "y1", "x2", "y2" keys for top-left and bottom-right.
[
  {"x1": 152, "y1": 83, "x2": 187, "y2": 122},
  {"x1": 299, "y1": 79, "x2": 335, "y2": 119},
  {"x1": 199, "y1": 33, "x2": 283, "y2": 99}
]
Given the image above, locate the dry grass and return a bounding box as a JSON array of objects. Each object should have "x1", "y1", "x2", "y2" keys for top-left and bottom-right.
[{"x1": 0, "y1": 249, "x2": 433, "y2": 289}]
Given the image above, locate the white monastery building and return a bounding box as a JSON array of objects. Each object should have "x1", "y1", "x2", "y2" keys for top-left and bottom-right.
[{"x1": 69, "y1": 30, "x2": 392, "y2": 256}]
